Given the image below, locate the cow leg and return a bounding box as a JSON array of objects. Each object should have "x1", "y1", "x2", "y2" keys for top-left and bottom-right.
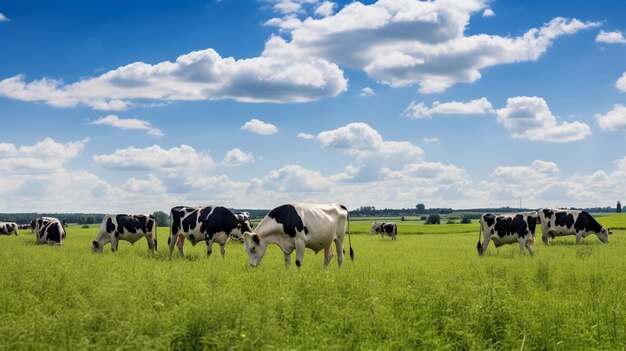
[
  {"x1": 525, "y1": 243, "x2": 535, "y2": 256},
  {"x1": 176, "y1": 234, "x2": 185, "y2": 257},
  {"x1": 323, "y1": 245, "x2": 334, "y2": 268},
  {"x1": 284, "y1": 253, "x2": 291, "y2": 267},
  {"x1": 145, "y1": 234, "x2": 156, "y2": 254},
  {"x1": 478, "y1": 237, "x2": 491, "y2": 256},
  {"x1": 576, "y1": 233, "x2": 582, "y2": 245},
  {"x1": 206, "y1": 238, "x2": 214, "y2": 257},
  {"x1": 111, "y1": 234, "x2": 119, "y2": 252},
  {"x1": 334, "y1": 238, "x2": 345, "y2": 268},
  {"x1": 518, "y1": 239, "x2": 525, "y2": 255},
  {"x1": 219, "y1": 244, "x2": 226, "y2": 258}
]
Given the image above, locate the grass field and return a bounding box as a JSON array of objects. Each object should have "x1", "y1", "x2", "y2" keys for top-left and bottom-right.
[{"x1": 0, "y1": 214, "x2": 624, "y2": 350}]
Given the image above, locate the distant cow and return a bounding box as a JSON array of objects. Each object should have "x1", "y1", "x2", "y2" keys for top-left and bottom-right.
[
  {"x1": 370, "y1": 221, "x2": 397, "y2": 240},
  {"x1": 242, "y1": 203, "x2": 353, "y2": 268},
  {"x1": 34, "y1": 217, "x2": 66, "y2": 245},
  {"x1": 538, "y1": 209, "x2": 612, "y2": 245},
  {"x1": 168, "y1": 206, "x2": 253, "y2": 258},
  {"x1": 91, "y1": 214, "x2": 157, "y2": 253},
  {"x1": 231, "y1": 212, "x2": 253, "y2": 242},
  {"x1": 30, "y1": 217, "x2": 66, "y2": 233},
  {"x1": 0, "y1": 222, "x2": 18, "y2": 236},
  {"x1": 477, "y1": 212, "x2": 538, "y2": 256}
]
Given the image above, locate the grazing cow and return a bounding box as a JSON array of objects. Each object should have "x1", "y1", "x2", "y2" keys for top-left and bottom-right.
[
  {"x1": 242, "y1": 203, "x2": 354, "y2": 268},
  {"x1": 35, "y1": 217, "x2": 66, "y2": 245},
  {"x1": 30, "y1": 217, "x2": 66, "y2": 234},
  {"x1": 168, "y1": 206, "x2": 253, "y2": 258},
  {"x1": 538, "y1": 209, "x2": 612, "y2": 245},
  {"x1": 370, "y1": 221, "x2": 397, "y2": 240},
  {"x1": 231, "y1": 212, "x2": 253, "y2": 242},
  {"x1": 0, "y1": 222, "x2": 19, "y2": 236},
  {"x1": 477, "y1": 212, "x2": 538, "y2": 256},
  {"x1": 91, "y1": 214, "x2": 157, "y2": 253},
  {"x1": 18, "y1": 224, "x2": 30, "y2": 230}
]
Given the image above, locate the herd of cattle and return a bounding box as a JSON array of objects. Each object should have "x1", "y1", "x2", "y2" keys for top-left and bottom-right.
[{"x1": 0, "y1": 204, "x2": 616, "y2": 267}]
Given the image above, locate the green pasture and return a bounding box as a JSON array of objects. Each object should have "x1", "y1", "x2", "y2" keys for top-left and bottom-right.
[{"x1": 0, "y1": 214, "x2": 624, "y2": 350}]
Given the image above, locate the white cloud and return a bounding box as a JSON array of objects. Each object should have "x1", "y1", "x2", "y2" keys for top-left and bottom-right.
[
  {"x1": 122, "y1": 174, "x2": 166, "y2": 193},
  {"x1": 402, "y1": 97, "x2": 494, "y2": 118},
  {"x1": 241, "y1": 118, "x2": 279, "y2": 135},
  {"x1": 315, "y1": 1, "x2": 336, "y2": 17},
  {"x1": 89, "y1": 115, "x2": 163, "y2": 137},
  {"x1": 222, "y1": 148, "x2": 254, "y2": 166},
  {"x1": 423, "y1": 137, "x2": 439, "y2": 143},
  {"x1": 316, "y1": 122, "x2": 423, "y2": 160},
  {"x1": 358, "y1": 86, "x2": 375, "y2": 97},
  {"x1": 496, "y1": 96, "x2": 591, "y2": 142},
  {"x1": 297, "y1": 132, "x2": 315, "y2": 139},
  {"x1": 482, "y1": 8, "x2": 495, "y2": 17},
  {"x1": 265, "y1": 0, "x2": 600, "y2": 94},
  {"x1": 0, "y1": 48, "x2": 348, "y2": 109},
  {"x1": 594, "y1": 104, "x2": 626, "y2": 131},
  {"x1": 251, "y1": 164, "x2": 332, "y2": 193},
  {"x1": 92, "y1": 144, "x2": 214, "y2": 171},
  {"x1": 616, "y1": 72, "x2": 626, "y2": 92},
  {"x1": 0, "y1": 13, "x2": 8, "y2": 22},
  {"x1": 596, "y1": 30, "x2": 626, "y2": 44}
]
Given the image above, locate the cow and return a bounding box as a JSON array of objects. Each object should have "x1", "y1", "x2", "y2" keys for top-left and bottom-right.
[
  {"x1": 231, "y1": 212, "x2": 253, "y2": 242},
  {"x1": 168, "y1": 206, "x2": 253, "y2": 259},
  {"x1": 538, "y1": 209, "x2": 612, "y2": 245},
  {"x1": 30, "y1": 217, "x2": 66, "y2": 234},
  {"x1": 0, "y1": 222, "x2": 19, "y2": 236},
  {"x1": 242, "y1": 203, "x2": 354, "y2": 268},
  {"x1": 34, "y1": 217, "x2": 66, "y2": 245},
  {"x1": 477, "y1": 212, "x2": 538, "y2": 256},
  {"x1": 91, "y1": 214, "x2": 157, "y2": 253},
  {"x1": 370, "y1": 221, "x2": 397, "y2": 240}
]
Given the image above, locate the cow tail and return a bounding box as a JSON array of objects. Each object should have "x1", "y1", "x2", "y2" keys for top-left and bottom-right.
[
  {"x1": 153, "y1": 218, "x2": 158, "y2": 252},
  {"x1": 345, "y1": 206, "x2": 354, "y2": 262},
  {"x1": 477, "y1": 216, "x2": 483, "y2": 253}
]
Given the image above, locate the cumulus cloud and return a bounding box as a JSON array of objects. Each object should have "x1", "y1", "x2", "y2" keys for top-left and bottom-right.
[
  {"x1": 315, "y1": 1, "x2": 336, "y2": 17},
  {"x1": 241, "y1": 118, "x2": 279, "y2": 135},
  {"x1": 0, "y1": 137, "x2": 90, "y2": 174},
  {"x1": 596, "y1": 30, "x2": 626, "y2": 44},
  {"x1": 482, "y1": 8, "x2": 495, "y2": 17},
  {"x1": 93, "y1": 144, "x2": 214, "y2": 171},
  {"x1": 265, "y1": 0, "x2": 599, "y2": 93},
  {"x1": 297, "y1": 132, "x2": 315, "y2": 139},
  {"x1": 358, "y1": 86, "x2": 375, "y2": 97},
  {"x1": 402, "y1": 97, "x2": 494, "y2": 118},
  {"x1": 496, "y1": 96, "x2": 591, "y2": 142},
  {"x1": 122, "y1": 174, "x2": 166, "y2": 193},
  {"x1": 89, "y1": 115, "x2": 163, "y2": 137},
  {"x1": 222, "y1": 148, "x2": 254, "y2": 166},
  {"x1": 316, "y1": 122, "x2": 423, "y2": 159},
  {"x1": 616, "y1": 72, "x2": 626, "y2": 92},
  {"x1": 594, "y1": 104, "x2": 626, "y2": 131},
  {"x1": 251, "y1": 164, "x2": 332, "y2": 193},
  {"x1": 0, "y1": 13, "x2": 8, "y2": 21},
  {"x1": 0, "y1": 48, "x2": 348, "y2": 109}
]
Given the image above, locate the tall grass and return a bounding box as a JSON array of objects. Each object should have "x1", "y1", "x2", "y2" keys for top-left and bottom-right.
[{"x1": 0, "y1": 214, "x2": 624, "y2": 350}]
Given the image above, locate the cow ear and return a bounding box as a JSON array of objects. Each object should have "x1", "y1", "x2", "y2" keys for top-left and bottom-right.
[{"x1": 252, "y1": 234, "x2": 260, "y2": 245}]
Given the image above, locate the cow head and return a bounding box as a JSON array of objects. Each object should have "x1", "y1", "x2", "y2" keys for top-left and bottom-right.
[
  {"x1": 91, "y1": 240, "x2": 104, "y2": 252},
  {"x1": 243, "y1": 232, "x2": 266, "y2": 267},
  {"x1": 230, "y1": 219, "x2": 253, "y2": 242},
  {"x1": 598, "y1": 227, "x2": 612, "y2": 243}
]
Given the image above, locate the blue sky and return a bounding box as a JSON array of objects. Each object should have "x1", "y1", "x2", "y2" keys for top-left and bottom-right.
[{"x1": 1, "y1": 0, "x2": 625, "y2": 213}]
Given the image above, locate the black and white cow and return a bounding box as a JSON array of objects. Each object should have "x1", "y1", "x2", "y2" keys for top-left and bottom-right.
[
  {"x1": 477, "y1": 212, "x2": 538, "y2": 256},
  {"x1": 230, "y1": 212, "x2": 253, "y2": 242},
  {"x1": 0, "y1": 222, "x2": 19, "y2": 236},
  {"x1": 91, "y1": 214, "x2": 157, "y2": 253},
  {"x1": 242, "y1": 203, "x2": 354, "y2": 268},
  {"x1": 370, "y1": 221, "x2": 397, "y2": 240},
  {"x1": 35, "y1": 217, "x2": 66, "y2": 245},
  {"x1": 538, "y1": 209, "x2": 612, "y2": 245},
  {"x1": 168, "y1": 206, "x2": 253, "y2": 258}
]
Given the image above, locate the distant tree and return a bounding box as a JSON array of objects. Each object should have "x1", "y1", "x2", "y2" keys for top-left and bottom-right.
[
  {"x1": 460, "y1": 215, "x2": 472, "y2": 224},
  {"x1": 416, "y1": 203, "x2": 426, "y2": 213},
  {"x1": 86, "y1": 216, "x2": 95, "y2": 224},
  {"x1": 420, "y1": 216, "x2": 427, "y2": 221},
  {"x1": 400, "y1": 216, "x2": 405, "y2": 222},
  {"x1": 426, "y1": 214, "x2": 440, "y2": 225},
  {"x1": 618, "y1": 201, "x2": 622, "y2": 213},
  {"x1": 153, "y1": 211, "x2": 170, "y2": 226}
]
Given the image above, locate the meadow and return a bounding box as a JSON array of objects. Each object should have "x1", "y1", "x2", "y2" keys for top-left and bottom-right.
[{"x1": 0, "y1": 214, "x2": 624, "y2": 350}]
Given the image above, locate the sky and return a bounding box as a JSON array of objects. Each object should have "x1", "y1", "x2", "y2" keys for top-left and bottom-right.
[{"x1": 0, "y1": 0, "x2": 625, "y2": 213}]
